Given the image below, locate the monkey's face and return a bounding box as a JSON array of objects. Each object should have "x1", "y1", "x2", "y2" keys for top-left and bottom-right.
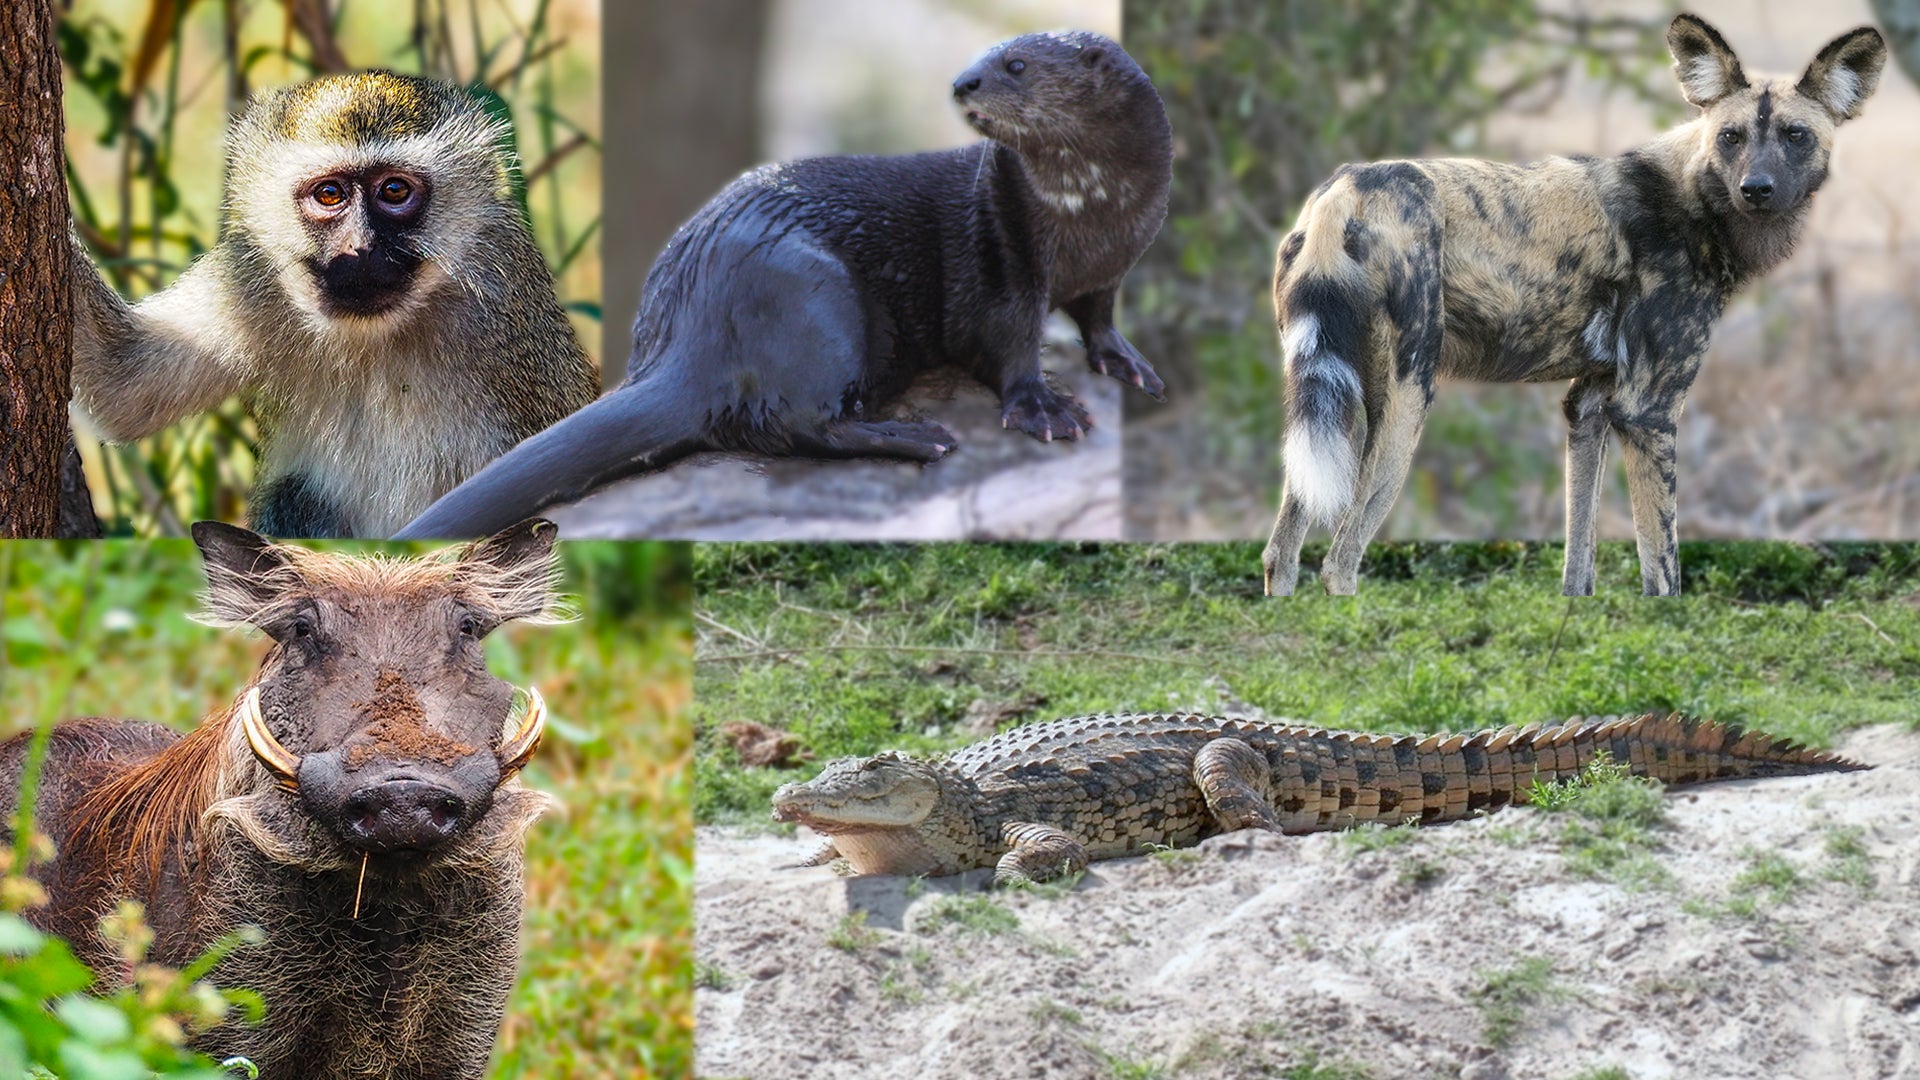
[{"x1": 298, "y1": 167, "x2": 432, "y2": 319}]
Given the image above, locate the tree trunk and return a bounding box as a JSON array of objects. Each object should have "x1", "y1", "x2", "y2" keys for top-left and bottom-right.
[
  {"x1": 0, "y1": 0, "x2": 93, "y2": 538},
  {"x1": 600, "y1": 0, "x2": 768, "y2": 386}
]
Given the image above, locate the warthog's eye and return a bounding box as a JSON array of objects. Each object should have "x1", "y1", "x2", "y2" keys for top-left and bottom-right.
[
  {"x1": 289, "y1": 614, "x2": 314, "y2": 640},
  {"x1": 1718, "y1": 128, "x2": 1744, "y2": 147},
  {"x1": 458, "y1": 614, "x2": 482, "y2": 638}
]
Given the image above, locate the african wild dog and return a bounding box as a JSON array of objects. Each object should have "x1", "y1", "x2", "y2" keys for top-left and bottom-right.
[
  {"x1": 0, "y1": 519, "x2": 565, "y2": 1079},
  {"x1": 1260, "y1": 14, "x2": 1888, "y2": 596}
]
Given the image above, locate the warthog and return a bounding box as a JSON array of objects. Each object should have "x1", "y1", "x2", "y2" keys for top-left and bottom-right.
[{"x1": 0, "y1": 519, "x2": 566, "y2": 1078}]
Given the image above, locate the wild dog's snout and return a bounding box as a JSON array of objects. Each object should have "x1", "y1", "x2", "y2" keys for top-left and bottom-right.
[
  {"x1": 1740, "y1": 174, "x2": 1775, "y2": 207},
  {"x1": 341, "y1": 778, "x2": 467, "y2": 853}
]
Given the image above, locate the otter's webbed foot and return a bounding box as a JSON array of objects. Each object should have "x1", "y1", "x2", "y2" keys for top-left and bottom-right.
[
  {"x1": 1000, "y1": 376, "x2": 1093, "y2": 443},
  {"x1": 1085, "y1": 326, "x2": 1166, "y2": 401},
  {"x1": 994, "y1": 822, "x2": 1090, "y2": 887}
]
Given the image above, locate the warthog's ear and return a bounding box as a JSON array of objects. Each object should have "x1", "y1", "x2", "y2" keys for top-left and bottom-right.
[
  {"x1": 1798, "y1": 27, "x2": 1887, "y2": 121},
  {"x1": 1667, "y1": 14, "x2": 1748, "y2": 108},
  {"x1": 193, "y1": 521, "x2": 301, "y2": 627},
  {"x1": 457, "y1": 518, "x2": 565, "y2": 623}
]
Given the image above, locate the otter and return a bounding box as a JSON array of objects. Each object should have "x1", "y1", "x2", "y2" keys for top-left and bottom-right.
[{"x1": 394, "y1": 30, "x2": 1170, "y2": 539}]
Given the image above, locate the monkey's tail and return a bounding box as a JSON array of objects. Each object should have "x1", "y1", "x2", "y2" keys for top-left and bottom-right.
[
  {"x1": 1276, "y1": 181, "x2": 1373, "y2": 526},
  {"x1": 392, "y1": 376, "x2": 709, "y2": 539}
]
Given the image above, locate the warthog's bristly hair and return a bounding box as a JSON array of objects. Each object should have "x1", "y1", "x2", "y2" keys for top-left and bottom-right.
[
  {"x1": 62, "y1": 700, "x2": 250, "y2": 895},
  {"x1": 195, "y1": 534, "x2": 572, "y2": 632}
]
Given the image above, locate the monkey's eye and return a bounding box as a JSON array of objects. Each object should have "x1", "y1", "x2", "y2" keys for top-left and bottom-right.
[
  {"x1": 1783, "y1": 126, "x2": 1807, "y2": 144},
  {"x1": 1005, "y1": 59, "x2": 1025, "y2": 75},
  {"x1": 310, "y1": 180, "x2": 348, "y2": 208},
  {"x1": 1718, "y1": 128, "x2": 1744, "y2": 147},
  {"x1": 377, "y1": 177, "x2": 414, "y2": 205}
]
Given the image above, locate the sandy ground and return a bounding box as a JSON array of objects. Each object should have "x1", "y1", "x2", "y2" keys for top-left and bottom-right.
[
  {"x1": 695, "y1": 725, "x2": 1920, "y2": 1079},
  {"x1": 546, "y1": 334, "x2": 1126, "y2": 540}
]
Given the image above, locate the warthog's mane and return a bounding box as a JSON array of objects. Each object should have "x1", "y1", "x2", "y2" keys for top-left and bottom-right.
[{"x1": 194, "y1": 537, "x2": 573, "y2": 632}]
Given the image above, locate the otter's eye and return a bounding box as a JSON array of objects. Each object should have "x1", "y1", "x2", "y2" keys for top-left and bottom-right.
[
  {"x1": 1784, "y1": 127, "x2": 1807, "y2": 144},
  {"x1": 377, "y1": 177, "x2": 414, "y2": 205},
  {"x1": 1718, "y1": 128, "x2": 1744, "y2": 147},
  {"x1": 311, "y1": 180, "x2": 347, "y2": 208},
  {"x1": 1005, "y1": 59, "x2": 1025, "y2": 75}
]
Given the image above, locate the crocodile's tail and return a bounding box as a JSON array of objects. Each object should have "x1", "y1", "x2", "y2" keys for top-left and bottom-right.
[{"x1": 1277, "y1": 713, "x2": 1866, "y2": 832}]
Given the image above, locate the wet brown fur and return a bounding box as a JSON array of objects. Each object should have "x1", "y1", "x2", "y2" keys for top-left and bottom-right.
[{"x1": 1262, "y1": 14, "x2": 1887, "y2": 597}]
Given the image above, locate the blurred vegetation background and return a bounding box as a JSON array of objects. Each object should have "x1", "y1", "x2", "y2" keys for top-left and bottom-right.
[
  {"x1": 1122, "y1": 0, "x2": 1920, "y2": 545},
  {"x1": 692, "y1": 540, "x2": 1920, "y2": 825},
  {"x1": 0, "y1": 539, "x2": 690, "y2": 1077},
  {"x1": 61, "y1": 0, "x2": 602, "y2": 537}
]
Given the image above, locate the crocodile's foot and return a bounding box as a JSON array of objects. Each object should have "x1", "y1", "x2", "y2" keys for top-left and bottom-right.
[
  {"x1": 1195, "y1": 737, "x2": 1285, "y2": 831},
  {"x1": 780, "y1": 839, "x2": 841, "y2": 869},
  {"x1": 994, "y1": 822, "x2": 1090, "y2": 886}
]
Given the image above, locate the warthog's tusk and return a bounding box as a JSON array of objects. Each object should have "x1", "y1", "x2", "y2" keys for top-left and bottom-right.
[
  {"x1": 240, "y1": 687, "x2": 301, "y2": 791},
  {"x1": 498, "y1": 685, "x2": 546, "y2": 778}
]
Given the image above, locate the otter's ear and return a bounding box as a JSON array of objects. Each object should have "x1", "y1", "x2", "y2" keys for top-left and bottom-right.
[
  {"x1": 193, "y1": 521, "x2": 302, "y2": 627},
  {"x1": 1798, "y1": 26, "x2": 1886, "y2": 121},
  {"x1": 1080, "y1": 45, "x2": 1107, "y2": 68},
  {"x1": 1667, "y1": 14, "x2": 1748, "y2": 108},
  {"x1": 457, "y1": 518, "x2": 566, "y2": 623}
]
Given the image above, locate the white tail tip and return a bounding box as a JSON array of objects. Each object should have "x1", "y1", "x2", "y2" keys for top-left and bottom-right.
[{"x1": 1283, "y1": 423, "x2": 1356, "y2": 524}]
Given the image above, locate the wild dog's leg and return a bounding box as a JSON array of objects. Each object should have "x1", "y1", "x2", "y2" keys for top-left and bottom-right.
[
  {"x1": 1261, "y1": 494, "x2": 1311, "y2": 596},
  {"x1": 68, "y1": 234, "x2": 251, "y2": 442},
  {"x1": 1612, "y1": 403, "x2": 1684, "y2": 596},
  {"x1": 995, "y1": 822, "x2": 1090, "y2": 886},
  {"x1": 1323, "y1": 378, "x2": 1430, "y2": 595},
  {"x1": 1194, "y1": 737, "x2": 1284, "y2": 832},
  {"x1": 1062, "y1": 289, "x2": 1166, "y2": 400},
  {"x1": 1561, "y1": 375, "x2": 1615, "y2": 596}
]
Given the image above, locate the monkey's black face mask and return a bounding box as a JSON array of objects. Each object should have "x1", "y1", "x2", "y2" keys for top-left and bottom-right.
[{"x1": 299, "y1": 169, "x2": 430, "y2": 319}]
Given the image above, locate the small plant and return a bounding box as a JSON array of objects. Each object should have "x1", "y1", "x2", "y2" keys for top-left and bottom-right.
[
  {"x1": 1566, "y1": 1066, "x2": 1632, "y2": 1080},
  {"x1": 1468, "y1": 956, "x2": 1567, "y2": 1048},
  {"x1": 1030, "y1": 1000, "x2": 1084, "y2": 1027},
  {"x1": 1526, "y1": 752, "x2": 1672, "y2": 888},
  {"x1": 1731, "y1": 848, "x2": 1805, "y2": 906},
  {"x1": 878, "y1": 965, "x2": 924, "y2": 1006},
  {"x1": 1147, "y1": 842, "x2": 1202, "y2": 869},
  {"x1": 1820, "y1": 825, "x2": 1876, "y2": 895},
  {"x1": 1098, "y1": 1046, "x2": 1170, "y2": 1080},
  {"x1": 694, "y1": 961, "x2": 736, "y2": 992},
  {"x1": 1397, "y1": 856, "x2": 1445, "y2": 888},
  {"x1": 912, "y1": 894, "x2": 1020, "y2": 937},
  {"x1": 1280, "y1": 1052, "x2": 1375, "y2": 1080},
  {"x1": 826, "y1": 911, "x2": 884, "y2": 953},
  {"x1": 1338, "y1": 820, "x2": 1419, "y2": 854},
  {"x1": 1010, "y1": 870, "x2": 1086, "y2": 899}
]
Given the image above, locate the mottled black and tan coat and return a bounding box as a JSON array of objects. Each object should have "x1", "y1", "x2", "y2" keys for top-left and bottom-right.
[{"x1": 1261, "y1": 14, "x2": 1888, "y2": 596}]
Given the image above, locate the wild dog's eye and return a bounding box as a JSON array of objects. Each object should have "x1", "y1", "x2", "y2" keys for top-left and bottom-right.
[
  {"x1": 1784, "y1": 127, "x2": 1807, "y2": 144},
  {"x1": 1006, "y1": 59, "x2": 1026, "y2": 75},
  {"x1": 377, "y1": 177, "x2": 413, "y2": 205},
  {"x1": 1718, "y1": 128, "x2": 1744, "y2": 147},
  {"x1": 310, "y1": 180, "x2": 347, "y2": 208}
]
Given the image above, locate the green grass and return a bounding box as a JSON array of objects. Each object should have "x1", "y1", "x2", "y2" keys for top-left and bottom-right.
[
  {"x1": 1527, "y1": 753, "x2": 1673, "y2": 887},
  {"x1": 1, "y1": 540, "x2": 691, "y2": 1078},
  {"x1": 1468, "y1": 956, "x2": 1568, "y2": 1048},
  {"x1": 694, "y1": 541, "x2": 1920, "y2": 825},
  {"x1": 825, "y1": 912, "x2": 884, "y2": 953},
  {"x1": 911, "y1": 894, "x2": 1020, "y2": 938},
  {"x1": 1820, "y1": 825, "x2": 1877, "y2": 894}
]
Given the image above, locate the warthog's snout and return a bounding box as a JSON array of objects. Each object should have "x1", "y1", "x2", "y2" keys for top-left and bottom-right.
[{"x1": 341, "y1": 777, "x2": 469, "y2": 853}]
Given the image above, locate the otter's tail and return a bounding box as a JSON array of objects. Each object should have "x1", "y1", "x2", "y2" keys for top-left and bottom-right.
[
  {"x1": 393, "y1": 376, "x2": 708, "y2": 539},
  {"x1": 1277, "y1": 183, "x2": 1373, "y2": 525}
]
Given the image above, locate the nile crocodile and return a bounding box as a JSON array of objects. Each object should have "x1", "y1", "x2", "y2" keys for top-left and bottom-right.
[{"x1": 770, "y1": 712, "x2": 1864, "y2": 884}]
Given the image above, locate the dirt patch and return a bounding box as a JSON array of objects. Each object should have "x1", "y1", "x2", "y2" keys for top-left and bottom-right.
[
  {"x1": 345, "y1": 672, "x2": 474, "y2": 769},
  {"x1": 722, "y1": 721, "x2": 811, "y2": 769},
  {"x1": 695, "y1": 725, "x2": 1920, "y2": 1079}
]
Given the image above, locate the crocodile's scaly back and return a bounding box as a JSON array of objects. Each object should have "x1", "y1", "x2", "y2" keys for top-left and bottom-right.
[{"x1": 772, "y1": 712, "x2": 1865, "y2": 881}]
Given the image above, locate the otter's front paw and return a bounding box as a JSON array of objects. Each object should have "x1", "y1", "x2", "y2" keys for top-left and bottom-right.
[
  {"x1": 1085, "y1": 328, "x2": 1166, "y2": 401},
  {"x1": 1000, "y1": 378, "x2": 1093, "y2": 443}
]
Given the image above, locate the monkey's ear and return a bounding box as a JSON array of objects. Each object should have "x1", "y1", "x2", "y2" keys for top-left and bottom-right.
[
  {"x1": 193, "y1": 521, "x2": 302, "y2": 627},
  {"x1": 456, "y1": 518, "x2": 567, "y2": 624},
  {"x1": 1667, "y1": 14, "x2": 1748, "y2": 108},
  {"x1": 1798, "y1": 26, "x2": 1886, "y2": 121}
]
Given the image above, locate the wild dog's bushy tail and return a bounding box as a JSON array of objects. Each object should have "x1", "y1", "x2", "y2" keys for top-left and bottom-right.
[{"x1": 1277, "y1": 183, "x2": 1373, "y2": 524}]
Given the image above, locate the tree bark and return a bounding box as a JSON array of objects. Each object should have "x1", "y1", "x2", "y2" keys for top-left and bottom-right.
[
  {"x1": 601, "y1": 0, "x2": 768, "y2": 386},
  {"x1": 0, "y1": 0, "x2": 93, "y2": 538}
]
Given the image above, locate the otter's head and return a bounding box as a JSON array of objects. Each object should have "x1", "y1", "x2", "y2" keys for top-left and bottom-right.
[{"x1": 950, "y1": 30, "x2": 1155, "y2": 152}]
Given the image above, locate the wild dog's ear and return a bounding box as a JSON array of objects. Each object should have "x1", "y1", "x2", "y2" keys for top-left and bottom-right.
[
  {"x1": 1798, "y1": 27, "x2": 1887, "y2": 121},
  {"x1": 1667, "y1": 14, "x2": 1748, "y2": 108},
  {"x1": 192, "y1": 521, "x2": 304, "y2": 628},
  {"x1": 456, "y1": 518, "x2": 567, "y2": 624}
]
